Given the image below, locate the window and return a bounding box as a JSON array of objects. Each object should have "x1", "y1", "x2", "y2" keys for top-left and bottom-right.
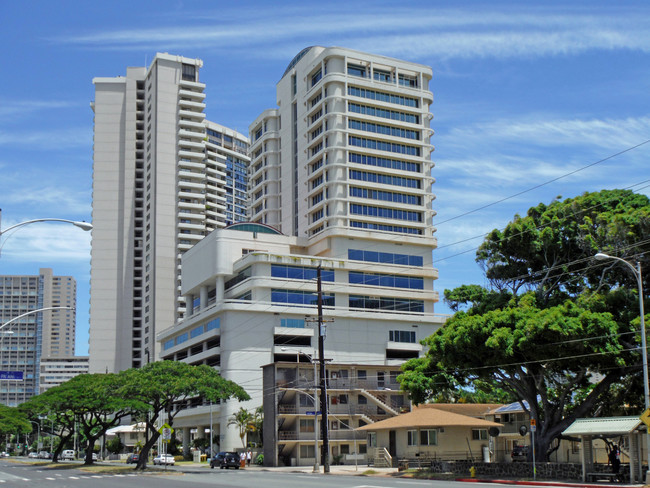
[
  {"x1": 420, "y1": 429, "x2": 437, "y2": 446},
  {"x1": 407, "y1": 430, "x2": 418, "y2": 446},
  {"x1": 347, "y1": 64, "x2": 366, "y2": 78},
  {"x1": 472, "y1": 429, "x2": 488, "y2": 441},
  {"x1": 300, "y1": 418, "x2": 315, "y2": 432},
  {"x1": 300, "y1": 445, "x2": 315, "y2": 458},
  {"x1": 389, "y1": 330, "x2": 416, "y2": 343},
  {"x1": 367, "y1": 432, "x2": 377, "y2": 448},
  {"x1": 311, "y1": 68, "x2": 322, "y2": 87},
  {"x1": 182, "y1": 63, "x2": 196, "y2": 82}
]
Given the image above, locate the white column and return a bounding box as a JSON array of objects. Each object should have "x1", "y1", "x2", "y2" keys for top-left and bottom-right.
[{"x1": 200, "y1": 286, "x2": 208, "y2": 310}]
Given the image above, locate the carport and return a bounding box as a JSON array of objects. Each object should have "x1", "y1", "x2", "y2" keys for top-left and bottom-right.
[{"x1": 562, "y1": 417, "x2": 646, "y2": 483}]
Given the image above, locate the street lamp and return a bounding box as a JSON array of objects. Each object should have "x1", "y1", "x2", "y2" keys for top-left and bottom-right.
[
  {"x1": 594, "y1": 252, "x2": 648, "y2": 478},
  {"x1": 282, "y1": 347, "x2": 319, "y2": 472},
  {"x1": 0, "y1": 307, "x2": 73, "y2": 406},
  {"x1": 0, "y1": 215, "x2": 93, "y2": 256},
  {"x1": 0, "y1": 218, "x2": 93, "y2": 236},
  {"x1": 28, "y1": 420, "x2": 40, "y2": 453}
]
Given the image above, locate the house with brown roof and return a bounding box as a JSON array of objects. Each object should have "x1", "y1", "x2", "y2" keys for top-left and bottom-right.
[{"x1": 357, "y1": 405, "x2": 503, "y2": 466}]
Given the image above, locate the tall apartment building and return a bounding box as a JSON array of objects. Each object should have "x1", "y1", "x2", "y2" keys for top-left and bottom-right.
[
  {"x1": 155, "y1": 47, "x2": 444, "y2": 464},
  {"x1": 0, "y1": 268, "x2": 76, "y2": 406},
  {"x1": 90, "y1": 54, "x2": 250, "y2": 373},
  {"x1": 248, "y1": 46, "x2": 435, "y2": 238}
]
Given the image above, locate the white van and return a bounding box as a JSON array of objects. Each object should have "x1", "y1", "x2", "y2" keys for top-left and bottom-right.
[{"x1": 62, "y1": 450, "x2": 75, "y2": 460}]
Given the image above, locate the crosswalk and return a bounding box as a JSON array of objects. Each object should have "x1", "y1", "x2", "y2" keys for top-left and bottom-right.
[{"x1": 0, "y1": 473, "x2": 141, "y2": 483}]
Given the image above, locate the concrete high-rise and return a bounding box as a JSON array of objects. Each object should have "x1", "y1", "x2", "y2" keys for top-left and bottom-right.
[
  {"x1": 248, "y1": 46, "x2": 435, "y2": 238},
  {"x1": 90, "y1": 54, "x2": 249, "y2": 373},
  {"x1": 155, "y1": 46, "x2": 444, "y2": 463},
  {"x1": 0, "y1": 268, "x2": 76, "y2": 406}
]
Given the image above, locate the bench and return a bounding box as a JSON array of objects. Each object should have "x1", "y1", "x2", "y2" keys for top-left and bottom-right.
[{"x1": 586, "y1": 472, "x2": 624, "y2": 483}]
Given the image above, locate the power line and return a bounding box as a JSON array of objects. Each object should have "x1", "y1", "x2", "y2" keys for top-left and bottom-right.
[{"x1": 434, "y1": 138, "x2": 650, "y2": 226}]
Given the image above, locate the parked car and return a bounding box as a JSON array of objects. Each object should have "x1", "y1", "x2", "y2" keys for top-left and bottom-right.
[
  {"x1": 126, "y1": 453, "x2": 139, "y2": 464},
  {"x1": 210, "y1": 451, "x2": 227, "y2": 469},
  {"x1": 220, "y1": 451, "x2": 240, "y2": 469},
  {"x1": 511, "y1": 445, "x2": 529, "y2": 462},
  {"x1": 92, "y1": 452, "x2": 98, "y2": 461},
  {"x1": 38, "y1": 451, "x2": 51, "y2": 459},
  {"x1": 153, "y1": 453, "x2": 175, "y2": 465},
  {"x1": 28, "y1": 452, "x2": 38, "y2": 458},
  {"x1": 61, "y1": 450, "x2": 75, "y2": 460}
]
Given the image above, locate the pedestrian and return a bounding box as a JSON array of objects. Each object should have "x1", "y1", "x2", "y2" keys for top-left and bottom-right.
[
  {"x1": 246, "y1": 449, "x2": 252, "y2": 467},
  {"x1": 240, "y1": 451, "x2": 246, "y2": 468}
]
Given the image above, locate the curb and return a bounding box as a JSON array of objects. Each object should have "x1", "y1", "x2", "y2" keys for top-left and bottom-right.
[{"x1": 455, "y1": 478, "x2": 643, "y2": 488}]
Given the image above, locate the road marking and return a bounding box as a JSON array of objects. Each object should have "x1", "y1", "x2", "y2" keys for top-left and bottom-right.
[
  {"x1": 46, "y1": 477, "x2": 56, "y2": 480},
  {"x1": 69, "y1": 476, "x2": 79, "y2": 479}
]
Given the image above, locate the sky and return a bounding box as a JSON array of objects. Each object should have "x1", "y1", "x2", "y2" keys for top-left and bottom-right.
[{"x1": 0, "y1": 1, "x2": 649, "y2": 356}]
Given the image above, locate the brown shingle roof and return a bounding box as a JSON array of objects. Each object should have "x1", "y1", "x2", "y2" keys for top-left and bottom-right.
[
  {"x1": 416, "y1": 403, "x2": 503, "y2": 418},
  {"x1": 356, "y1": 407, "x2": 503, "y2": 431}
]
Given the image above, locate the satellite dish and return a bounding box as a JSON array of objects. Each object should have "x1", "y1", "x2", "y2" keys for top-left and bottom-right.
[
  {"x1": 488, "y1": 427, "x2": 500, "y2": 437},
  {"x1": 519, "y1": 425, "x2": 528, "y2": 436}
]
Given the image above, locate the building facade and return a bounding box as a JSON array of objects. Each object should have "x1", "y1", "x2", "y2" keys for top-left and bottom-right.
[
  {"x1": 248, "y1": 46, "x2": 435, "y2": 239},
  {"x1": 39, "y1": 356, "x2": 89, "y2": 394},
  {"x1": 90, "y1": 54, "x2": 250, "y2": 373},
  {"x1": 0, "y1": 268, "x2": 76, "y2": 406}
]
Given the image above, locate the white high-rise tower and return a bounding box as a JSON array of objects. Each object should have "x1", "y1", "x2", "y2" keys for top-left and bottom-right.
[{"x1": 90, "y1": 54, "x2": 249, "y2": 373}]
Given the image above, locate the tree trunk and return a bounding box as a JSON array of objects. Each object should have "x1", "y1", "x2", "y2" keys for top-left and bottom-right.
[{"x1": 135, "y1": 429, "x2": 160, "y2": 470}]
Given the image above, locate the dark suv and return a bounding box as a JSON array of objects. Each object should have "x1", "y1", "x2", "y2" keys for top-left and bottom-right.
[
  {"x1": 220, "y1": 451, "x2": 241, "y2": 469},
  {"x1": 210, "y1": 452, "x2": 227, "y2": 469}
]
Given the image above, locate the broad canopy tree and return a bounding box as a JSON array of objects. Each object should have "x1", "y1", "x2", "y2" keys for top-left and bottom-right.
[
  {"x1": 120, "y1": 361, "x2": 250, "y2": 470},
  {"x1": 400, "y1": 189, "x2": 650, "y2": 462}
]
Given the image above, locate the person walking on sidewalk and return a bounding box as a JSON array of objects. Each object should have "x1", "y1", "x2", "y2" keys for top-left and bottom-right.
[{"x1": 246, "y1": 449, "x2": 252, "y2": 467}]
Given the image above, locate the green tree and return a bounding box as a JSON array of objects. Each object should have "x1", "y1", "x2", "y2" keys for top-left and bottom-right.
[
  {"x1": 120, "y1": 361, "x2": 249, "y2": 470},
  {"x1": 106, "y1": 436, "x2": 124, "y2": 455},
  {"x1": 21, "y1": 373, "x2": 137, "y2": 464},
  {"x1": 0, "y1": 405, "x2": 31, "y2": 443},
  {"x1": 476, "y1": 189, "x2": 650, "y2": 304},
  {"x1": 400, "y1": 190, "x2": 650, "y2": 462},
  {"x1": 227, "y1": 407, "x2": 256, "y2": 448}
]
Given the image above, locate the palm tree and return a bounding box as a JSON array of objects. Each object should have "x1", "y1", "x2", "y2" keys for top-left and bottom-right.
[{"x1": 227, "y1": 408, "x2": 255, "y2": 448}]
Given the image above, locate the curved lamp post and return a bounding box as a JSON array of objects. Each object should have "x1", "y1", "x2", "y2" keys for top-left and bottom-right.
[
  {"x1": 0, "y1": 217, "x2": 92, "y2": 256},
  {"x1": 1, "y1": 307, "x2": 73, "y2": 406},
  {"x1": 0, "y1": 218, "x2": 93, "y2": 236},
  {"x1": 595, "y1": 252, "x2": 648, "y2": 479},
  {"x1": 0, "y1": 307, "x2": 73, "y2": 333}
]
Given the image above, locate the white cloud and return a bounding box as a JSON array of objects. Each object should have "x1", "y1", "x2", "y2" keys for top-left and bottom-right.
[
  {"x1": 53, "y1": 7, "x2": 650, "y2": 60},
  {"x1": 0, "y1": 224, "x2": 91, "y2": 264},
  {"x1": 0, "y1": 127, "x2": 91, "y2": 149},
  {"x1": 443, "y1": 116, "x2": 650, "y2": 152},
  {"x1": 0, "y1": 100, "x2": 79, "y2": 118},
  {"x1": 1, "y1": 186, "x2": 91, "y2": 215}
]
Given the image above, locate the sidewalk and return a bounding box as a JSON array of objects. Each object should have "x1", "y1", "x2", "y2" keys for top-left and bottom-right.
[{"x1": 178, "y1": 461, "x2": 647, "y2": 486}]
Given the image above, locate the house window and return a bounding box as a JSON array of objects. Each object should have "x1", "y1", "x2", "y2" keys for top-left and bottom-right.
[
  {"x1": 420, "y1": 429, "x2": 437, "y2": 446},
  {"x1": 300, "y1": 445, "x2": 315, "y2": 458},
  {"x1": 407, "y1": 430, "x2": 418, "y2": 446},
  {"x1": 472, "y1": 429, "x2": 488, "y2": 441},
  {"x1": 367, "y1": 432, "x2": 377, "y2": 448},
  {"x1": 340, "y1": 444, "x2": 350, "y2": 454},
  {"x1": 300, "y1": 419, "x2": 315, "y2": 433}
]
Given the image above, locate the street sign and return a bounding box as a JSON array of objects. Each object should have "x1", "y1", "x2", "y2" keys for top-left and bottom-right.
[
  {"x1": 305, "y1": 411, "x2": 321, "y2": 415},
  {"x1": 640, "y1": 408, "x2": 650, "y2": 427},
  {"x1": 159, "y1": 423, "x2": 174, "y2": 440},
  {"x1": 0, "y1": 371, "x2": 23, "y2": 380}
]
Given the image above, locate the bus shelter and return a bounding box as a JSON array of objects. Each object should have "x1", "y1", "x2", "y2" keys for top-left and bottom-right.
[{"x1": 562, "y1": 417, "x2": 646, "y2": 483}]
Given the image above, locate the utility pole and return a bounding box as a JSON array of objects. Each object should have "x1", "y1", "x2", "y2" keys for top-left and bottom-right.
[{"x1": 317, "y1": 265, "x2": 329, "y2": 473}]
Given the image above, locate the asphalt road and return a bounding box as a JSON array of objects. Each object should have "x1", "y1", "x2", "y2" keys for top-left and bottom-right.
[{"x1": 0, "y1": 459, "x2": 526, "y2": 488}]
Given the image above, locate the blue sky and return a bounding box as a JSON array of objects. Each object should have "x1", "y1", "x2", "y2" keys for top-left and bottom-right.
[{"x1": 1, "y1": 1, "x2": 649, "y2": 356}]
